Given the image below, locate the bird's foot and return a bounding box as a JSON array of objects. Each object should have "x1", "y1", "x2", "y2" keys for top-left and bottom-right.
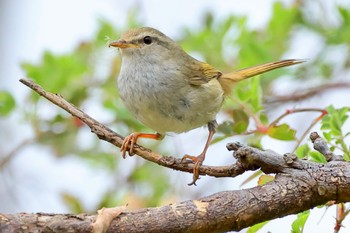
[
  {"x1": 120, "y1": 133, "x2": 140, "y2": 158},
  {"x1": 181, "y1": 153, "x2": 205, "y2": 186},
  {"x1": 120, "y1": 132, "x2": 162, "y2": 158}
]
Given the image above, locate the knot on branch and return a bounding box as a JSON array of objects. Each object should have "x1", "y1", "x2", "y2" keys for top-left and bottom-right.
[
  {"x1": 283, "y1": 153, "x2": 298, "y2": 164},
  {"x1": 226, "y1": 141, "x2": 243, "y2": 151},
  {"x1": 310, "y1": 132, "x2": 344, "y2": 161},
  {"x1": 226, "y1": 142, "x2": 291, "y2": 173}
]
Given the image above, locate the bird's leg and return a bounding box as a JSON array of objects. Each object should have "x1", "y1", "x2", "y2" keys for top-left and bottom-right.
[
  {"x1": 121, "y1": 132, "x2": 163, "y2": 158},
  {"x1": 181, "y1": 120, "x2": 217, "y2": 186}
]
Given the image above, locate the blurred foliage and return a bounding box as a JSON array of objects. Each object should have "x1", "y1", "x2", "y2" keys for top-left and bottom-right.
[
  {"x1": 0, "y1": 1, "x2": 350, "y2": 231},
  {"x1": 291, "y1": 210, "x2": 310, "y2": 233},
  {"x1": 246, "y1": 221, "x2": 269, "y2": 233},
  {"x1": 0, "y1": 90, "x2": 16, "y2": 116},
  {"x1": 322, "y1": 106, "x2": 350, "y2": 160}
]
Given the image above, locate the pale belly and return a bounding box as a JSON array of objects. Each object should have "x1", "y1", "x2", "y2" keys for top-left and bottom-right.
[{"x1": 118, "y1": 71, "x2": 224, "y2": 134}]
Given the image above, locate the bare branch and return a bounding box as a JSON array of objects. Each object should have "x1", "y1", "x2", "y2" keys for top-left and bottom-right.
[
  {"x1": 310, "y1": 132, "x2": 344, "y2": 161},
  {"x1": 265, "y1": 82, "x2": 350, "y2": 104},
  {"x1": 2, "y1": 142, "x2": 350, "y2": 232},
  {"x1": 0, "y1": 138, "x2": 34, "y2": 170},
  {"x1": 17, "y1": 79, "x2": 350, "y2": 232},
  {"x1": 19, "y1": 78, "x2": 244, "y2": 179}
]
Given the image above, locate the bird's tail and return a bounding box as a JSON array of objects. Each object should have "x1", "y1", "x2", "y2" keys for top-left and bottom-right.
[{"x1": 218, "y1": 59, "x2": 305, "y2": 95}]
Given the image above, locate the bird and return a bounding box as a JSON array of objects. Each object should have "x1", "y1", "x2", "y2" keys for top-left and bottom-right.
[{"x1": 109, "y1": 27, "x2": 303, "y2": 185}]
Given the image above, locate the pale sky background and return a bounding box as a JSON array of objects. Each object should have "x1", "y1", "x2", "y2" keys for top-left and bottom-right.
[{"x1": 1, "y1": 0, "x2": 350, "y2": 232}]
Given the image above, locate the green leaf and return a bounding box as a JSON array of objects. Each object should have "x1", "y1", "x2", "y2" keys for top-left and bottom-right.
[
  {"x1": 233, "y1": 77, "x2": 263, "y2": 117},
  {"x1": 291, "y1": 210, "x2": 310, "y2": 233},
  {"x1": 329, "y1": 115, "x2": 342, "y2": 136},
  {"x1": 80, "y1": 151, "x2": 118, "y2": 171},
  {"x1": 295, "y1": 144, "x2": 310, "y2": 159},
  {"x1": 61, "y1": 192, "x2": 84, "y2": 213},
  {"x1": 321, "y1": 106, "x2": 349, "y2": 156},
  {"x1": 338, "y1": 6, "x2": 350, "y2": 25},
  {"x1": 321, "y1": 106, "x2": 349, "y2": 137},
  {"x1": 267, "y1": 123, "x2": 296, "y2": 140},
  {"x1": 308, "y1": 151, "x2": 327, "y2": 164},
  {"x1": 258, "y1": 175, "x2": 274, "y2": 186},
  {"x1": 95, "y1": 19, "x2": 119, "y2": 46},
  {"x1": 236, "y1": 87, "x2": 250, "y2": 102},
  {"x1": 322, "y1": 131, "x2": 332, "y2": 142},
  {"x1": 247, "y1": 220, "x2": 269, "y2": 233},
  {"x1": 0, "y1": 91, "x2": 16, "y2": 116},
  {"x1": 21, "y1": 50, "x2": 89, "y2": 104},
  {"x1": 217, "y1": 121, "x2": 235, "y2": 136},
  {"x1": 269, "y1": 2, "x2": 299, "y2": 38},
  {"x1": 129, "y1": 163, "x2": 170, "y2": 206},
  {"x1": 240, "y1": 170, "x2": 263, "y2": 187},
  {"x1": 249, "y1": 77, "x2": 263, "y2": 112},
  {"x1": 231, "y1": 109, "x2": 249, "y2": 134},
  {"x1": 259, "y1": 112, "x2": 269, "y2": 125},
  {"x1": 345, "y1": 132, "x2": 350, "y2": 139}
]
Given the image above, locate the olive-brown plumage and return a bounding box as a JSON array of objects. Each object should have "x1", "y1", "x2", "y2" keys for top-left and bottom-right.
[{"x1": 109, "y1": 27, "x2": 303, "y2": 185}]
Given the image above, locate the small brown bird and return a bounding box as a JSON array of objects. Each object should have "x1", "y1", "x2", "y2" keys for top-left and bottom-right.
[{"x1": 109, "y1": 27, "x2": 303, "y2": 185}]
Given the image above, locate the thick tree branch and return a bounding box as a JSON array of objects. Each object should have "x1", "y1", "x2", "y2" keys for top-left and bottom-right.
[
  {"x1": 19, "y1": 78, "x2": 244, "y2": 179},
  {"x1": 2, "y1": 142, "x2": 350, "y2": 232},
  {"x1": 14, "y1": 79, "x2": 350, "y2": 232}
]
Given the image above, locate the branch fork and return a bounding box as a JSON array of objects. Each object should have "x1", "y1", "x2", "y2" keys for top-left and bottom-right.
[{"x1": 11, "y1": 78, "x2": 350, "y2": 232}]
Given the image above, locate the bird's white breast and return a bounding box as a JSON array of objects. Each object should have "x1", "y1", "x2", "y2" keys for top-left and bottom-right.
[{"x1": 117, "y1": 55, "x2": 224, "y2": 134}]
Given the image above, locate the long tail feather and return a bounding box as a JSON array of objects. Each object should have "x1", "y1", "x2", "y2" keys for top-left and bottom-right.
[{"x1": 218, "y1": 59, "x2": 305, "y2": 95}]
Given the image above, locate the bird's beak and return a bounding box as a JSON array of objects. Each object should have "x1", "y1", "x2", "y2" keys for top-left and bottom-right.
[{"x1": 108, "y1": 40, "x2": 138, "y2": 49}]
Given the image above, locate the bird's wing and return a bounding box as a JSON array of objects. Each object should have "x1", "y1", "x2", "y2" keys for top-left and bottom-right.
[{"x1": 186, "y1": 61, "x2": 222, "y2": 86}]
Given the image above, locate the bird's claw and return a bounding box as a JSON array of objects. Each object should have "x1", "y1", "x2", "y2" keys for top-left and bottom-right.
[
  {"x1": 181, "y1": 154, "x2": 205, "y2": 186},
  {"x1": 120, "y1": 133, "x2": 139, "y2": 158}
]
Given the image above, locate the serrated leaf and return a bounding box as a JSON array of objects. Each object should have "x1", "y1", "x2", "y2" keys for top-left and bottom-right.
[
  {"x1": 320, "y1": 114, "x2": 330, "y2": 130},
  {"x1": 0, "y1": 91, "x2": 16, "y2": 116},
  {"x1": 267, "y1": 123, "x2": 296, "y2": 140},
  {"x1": 291, "y1": 210, "x2": 310, "y2": 233}
]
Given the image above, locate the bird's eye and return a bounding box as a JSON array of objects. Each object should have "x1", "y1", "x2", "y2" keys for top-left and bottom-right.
[{"x1": 143, "y1": 36, "x2": 152, "y2": 45}]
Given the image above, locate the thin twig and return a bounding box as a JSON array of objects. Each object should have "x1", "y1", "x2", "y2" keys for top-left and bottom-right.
[
  {"x1": 0, "y1": 138, "x2": 34, "y2": 170},
  {"x1": 309, "y1": 132, "x2": 344, "y2": 161},
  {"x1": 265, "y1": 82, "x2": 350, "y2": 104},
  {"x1": 19, "y1": 78, "x2": 245, "y2": 179},
  {"x1": 291, "y1": 110, "x2": 328, "y2": 153},
  {"x1": 269, "y1": 108, "x2": 325, "y2": 128}
]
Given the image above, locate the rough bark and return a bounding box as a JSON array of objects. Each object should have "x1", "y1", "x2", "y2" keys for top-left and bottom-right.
[
  {"x1": 2, "y1": 142, "x2": 350, "y2": 232},
  {"x1": 3, "y1": 79, "x2": 347, "y2": 232}
]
